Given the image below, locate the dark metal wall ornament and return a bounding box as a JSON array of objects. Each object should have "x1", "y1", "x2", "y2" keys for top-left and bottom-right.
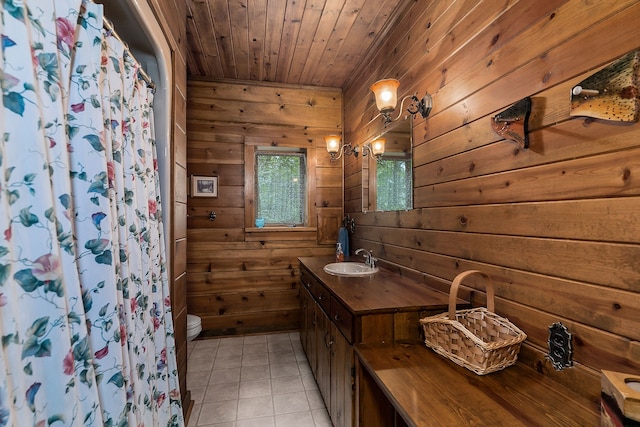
[
  {"x1": 491, "y1": 97, "x2": 532, "y2": 148},
  {"x1": 186, "y1": 210, "x2": 217, "y2": 221},
  {"x1": 547, "y1": 322, "x2": 573, "y2": 371},
  {"x1": 343, "y1": 215, "x2": 355, "y2": 234},
  {"x1": 570, "y1": 49, "x2": 639, "y2": 122}
]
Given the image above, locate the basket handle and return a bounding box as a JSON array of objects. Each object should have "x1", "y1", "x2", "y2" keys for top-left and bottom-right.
[{"x1": 448, "y1": 270, "x2": 495, "y2": 319}]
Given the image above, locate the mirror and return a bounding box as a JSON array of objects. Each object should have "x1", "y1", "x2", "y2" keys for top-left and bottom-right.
[{"x1": 362, "y1": 118, "x2": 412, "y2": 212}]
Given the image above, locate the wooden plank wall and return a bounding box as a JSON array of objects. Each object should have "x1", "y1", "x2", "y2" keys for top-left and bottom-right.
[
  {"x1": 145, "y1": 0, "x2": 190, "y2": 412},
  {"x1": 343, "y1": 0, "x2": 640, "y2": 405},
  {"x1": 186, "y1": 79, "x2": 343, "y2": 335}
]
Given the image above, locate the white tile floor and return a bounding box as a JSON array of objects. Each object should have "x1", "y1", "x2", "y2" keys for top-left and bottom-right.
[{"x1": 186, "y1": 332, "x2": 332, "y2": 427}]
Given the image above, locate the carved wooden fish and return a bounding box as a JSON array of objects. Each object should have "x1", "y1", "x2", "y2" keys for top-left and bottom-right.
[
  {"x1": 570, "y1": 50, "x2": 639, "y2": 122},
  {"x1": 491, "y1": 97, "x2": 532, "y2": 148}
]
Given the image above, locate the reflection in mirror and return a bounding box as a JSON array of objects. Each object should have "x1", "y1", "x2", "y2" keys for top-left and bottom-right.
[{"x1": 362, "y1": 118, "x2": 412, "y2": 212}]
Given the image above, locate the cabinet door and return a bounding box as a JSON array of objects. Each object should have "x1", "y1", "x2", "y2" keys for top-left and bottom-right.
[
  {"x1": 330, "y1": 324, "x2": 354, "y2": 427},
  {"x1": 300, "y1": 287, "x2": 308, "y2": 353},
  {"x1": 300, "y1": 286, "x2": 315, "y2": 373},
  {"x1": 315, "y1": 306, "x2": 332, "y2": 405}
]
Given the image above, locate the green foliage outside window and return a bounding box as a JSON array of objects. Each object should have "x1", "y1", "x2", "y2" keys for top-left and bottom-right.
[
  {"x1": 376, "y1": 157, "x2": 412, "y2": 211},
  {"x1": 255, "y1": 151, "x2": 307, "y2": 225}
]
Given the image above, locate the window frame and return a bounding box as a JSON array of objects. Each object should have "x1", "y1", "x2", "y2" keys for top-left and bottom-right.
[
  {"x1": 254, "y1": 148, "x2": 308, "y2": 226},
  {"x1": 369, "y1": 152, "x2": 413, "y2": 211},
  {"x1": 244, "y1": 144, "x2": 316, "y2": 232}
]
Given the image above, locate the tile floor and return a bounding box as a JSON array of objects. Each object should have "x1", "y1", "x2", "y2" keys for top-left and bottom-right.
[{"x1": 186, "y1": 331, "x2": 332, "y2": 427}]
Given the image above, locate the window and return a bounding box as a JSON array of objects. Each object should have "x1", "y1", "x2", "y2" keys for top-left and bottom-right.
[
  {"x1": 376, "y1": 156, "x2": 412, "y2": 211},
  {"x1": 255, "y1": 149, "x2": 307, "y2": 226}
]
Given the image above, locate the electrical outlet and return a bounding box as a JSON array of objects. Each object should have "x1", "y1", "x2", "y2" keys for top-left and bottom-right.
[{"x1": 547, "y1": 322, "x2": 573, "y2": 370}]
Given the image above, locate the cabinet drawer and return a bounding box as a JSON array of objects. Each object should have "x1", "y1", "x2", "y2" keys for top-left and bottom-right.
[
  {"x1": 331, "y1": 296, "x2": 354, "y2": 343},
  {"x1": 301, "y1": 267, "x2": 331, "y2": 313},
  {"x1": 300, "y1": 268, "x2": 316, "y2": 295},
  {"x1": 314, "y1": 284, "x2": 331, "y2": 314}
]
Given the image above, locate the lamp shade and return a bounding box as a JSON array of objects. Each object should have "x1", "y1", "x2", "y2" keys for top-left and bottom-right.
[
  {"x1": 370, "y1": 79, "x2": 400, "y2": 113},
  {"x1": 371, "y1": 138, "x2": 386, "y2": 156},
  {"x1": 325, "y1": 135, "x2": 341, "y2": 154}
]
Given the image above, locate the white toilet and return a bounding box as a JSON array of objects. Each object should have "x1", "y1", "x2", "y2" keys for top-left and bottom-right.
[{"x1": 186, "y1": 314, "x2": 202, "y2": 341}]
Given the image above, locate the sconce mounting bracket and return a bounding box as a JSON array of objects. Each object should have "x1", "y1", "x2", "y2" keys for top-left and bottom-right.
[
  {"x1": 329, "y1": 142, "x2": 358, "y2": 161},
  {"x1": 408, "y1": 94, "x2": 433, "y2": 119},
  {"x1": 382, "y1": 93, "x2": 433, "y2": 127}
]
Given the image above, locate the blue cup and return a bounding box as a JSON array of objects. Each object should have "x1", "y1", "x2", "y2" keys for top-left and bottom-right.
[{"x1": 255, "y1": 218, "x2": 265, "y2": 228}]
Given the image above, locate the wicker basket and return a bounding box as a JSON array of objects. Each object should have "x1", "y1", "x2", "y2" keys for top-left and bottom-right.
[{"x1": 420, "y1": 270, "x2": 527, "y2": 375}]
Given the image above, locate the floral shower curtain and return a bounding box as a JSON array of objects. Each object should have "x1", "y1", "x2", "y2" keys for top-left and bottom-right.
[{"x1": 0, "y1": 1, "x2": 184, "y2": 426}]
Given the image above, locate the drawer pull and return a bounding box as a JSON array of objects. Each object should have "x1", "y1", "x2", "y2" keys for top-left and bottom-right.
[
  {"x1": 324, "y1": 332, "x2": 334, "y2": 348},
  {"x1": 334, "y1": 314, "x2": 342, "y2": 323}
]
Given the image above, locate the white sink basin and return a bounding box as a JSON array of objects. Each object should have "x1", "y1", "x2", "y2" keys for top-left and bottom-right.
[{"x1": 323, "y1": 262, "x2": 378, "y2": 277}]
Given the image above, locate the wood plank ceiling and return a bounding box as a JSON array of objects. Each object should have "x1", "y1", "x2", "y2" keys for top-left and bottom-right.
[{"x1": 183, "y1": 0, "x2": 409, "y2": 88}]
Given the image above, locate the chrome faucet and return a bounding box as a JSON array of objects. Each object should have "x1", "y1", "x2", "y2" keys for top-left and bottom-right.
[{"x1": 355, "y1": 248, "x2": 377, "y2": 269}]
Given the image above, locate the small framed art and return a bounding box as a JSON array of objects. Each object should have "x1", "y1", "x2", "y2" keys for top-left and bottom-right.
[{"x1": 191, "y1": 175, "x2": 218, "y2": 198}]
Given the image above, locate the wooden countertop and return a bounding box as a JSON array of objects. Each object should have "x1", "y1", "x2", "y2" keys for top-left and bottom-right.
[
  {"x1": 299, "y1": 257, "x2": 460, "y2": 314},
  {"x1": 356, "y1": 343, "x2": 600, "y2": 427}
]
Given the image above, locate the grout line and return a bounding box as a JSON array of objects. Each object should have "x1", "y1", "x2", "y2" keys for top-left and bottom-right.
[{"x1": 188, "y1": 332, "x2": 328, "y2": 426}]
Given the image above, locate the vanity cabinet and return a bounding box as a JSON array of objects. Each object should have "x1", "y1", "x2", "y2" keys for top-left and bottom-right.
[
  {"x1": 355, "y1": 343, "x2": 600, "y2": 426},
  {"x1": 300, "y1": 257, "x2": 600, "y2": 426},
  {"x1": 299, "y1": 257, "x2": 455, "y2": 427},
  {"x1": 300, "y1": 266, "x2": 353, "y2": 427}
]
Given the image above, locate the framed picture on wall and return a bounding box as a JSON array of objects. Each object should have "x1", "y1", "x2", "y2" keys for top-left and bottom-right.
[{"x1": 191, "y1": 175, "x2": 218, "y2": 197}]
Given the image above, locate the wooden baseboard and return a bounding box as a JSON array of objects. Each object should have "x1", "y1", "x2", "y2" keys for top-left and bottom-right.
[
  {"x1": 198, "y1": 325, "x2": 298, "y2": 338},
  {"x1": 517, "y1": 343, "x2": 600, "y2": 405}
]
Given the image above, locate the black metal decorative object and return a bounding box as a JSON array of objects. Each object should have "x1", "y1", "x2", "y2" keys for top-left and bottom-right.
[
  {"x1": 406, "y1": 93, "x2": 433, "y2": 120},
  {"x1": 343, "y1": 215, "x2": 355, "y2": 234},
  {"x1": 547, "y1": 322, "x2": 573, "y2": 371}
]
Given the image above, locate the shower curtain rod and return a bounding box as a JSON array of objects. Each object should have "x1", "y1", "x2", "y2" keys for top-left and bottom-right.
[{"x1": 102, "y1": 16, "x2": 156, "y2": 91}]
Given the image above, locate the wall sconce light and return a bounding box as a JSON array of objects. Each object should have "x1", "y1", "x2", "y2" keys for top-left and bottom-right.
[
  {"x1": 325, "y1": 135, "x2": 385, "y2": 161},
  {"x1": 363, "y1": 138, "x2": 386, "y2": 161},
  {"x1": 325, "y1": 135, "x2": 358, "y2": 160},
  {"x1": 370, "y1": 78, "x2": 432, "y2": 126}
]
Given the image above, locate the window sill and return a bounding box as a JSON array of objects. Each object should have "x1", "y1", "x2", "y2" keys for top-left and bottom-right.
[
  {"x1": 245, "y1": 226, "x2": 318, "y2": 242},
  {"x1": 246, "y1": 226, "x2": 317, "y2": 233}
]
